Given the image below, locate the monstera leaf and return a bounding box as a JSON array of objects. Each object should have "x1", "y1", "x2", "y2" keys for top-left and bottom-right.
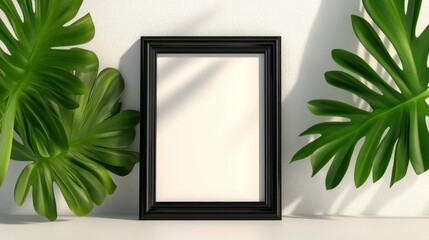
[
  {"x1": 292, "y1": 0, "x2": 429, "y2": 189},
  {"x1": 12, "y1": 68, "x2": 140, "y2": 221},
  {"x1": 0, "y1": 0, "x2": 97, "y2": 186}
]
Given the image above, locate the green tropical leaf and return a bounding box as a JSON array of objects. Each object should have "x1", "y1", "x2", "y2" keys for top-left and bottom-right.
[
  {"x1": 292, "y1": 0, "x2": 429, "y2": 189},
  {"x1": 0, "y1": 0, "x2": 98, "y2": 186},
  {"x1": 13, "y1": 67, "x2": 140, "y2": 221}
]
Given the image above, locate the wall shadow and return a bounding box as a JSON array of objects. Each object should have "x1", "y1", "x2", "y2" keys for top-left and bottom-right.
[
  {"x1": 119, "y1": 40, "x2": 141, "y2": 111},
  {"x1": 0, "y1": 215, "x2": 69, "y2": 225}
]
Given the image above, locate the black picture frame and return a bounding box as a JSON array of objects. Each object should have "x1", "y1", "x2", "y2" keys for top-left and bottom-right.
[{"x1": 140, "y1": 37, "x2": 281, "y2": 220}]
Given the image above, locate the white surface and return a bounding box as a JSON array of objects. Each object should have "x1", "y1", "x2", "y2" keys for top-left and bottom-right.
[
  {"x1": 0, "y1": 0, "x2": 429, "y2": 217},
  {"x1": 1, "y1": 215, "x2": 429, "y2": 240},
  {"x1": 156, "y1": 54, "x2": 264, "y2": 202}
]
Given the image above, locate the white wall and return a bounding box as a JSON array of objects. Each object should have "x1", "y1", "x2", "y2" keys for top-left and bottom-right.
[{"x1": 1, "y1": 0, "x2": 429, "y2": 218}]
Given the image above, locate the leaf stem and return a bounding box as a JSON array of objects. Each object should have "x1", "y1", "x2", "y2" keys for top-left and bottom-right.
[
  {"x1": 0, "y1": 93, "x2": 18, "y2": 186},
  {"x1": 319, "y1": 89, "x2": 429, "y2": 149}
]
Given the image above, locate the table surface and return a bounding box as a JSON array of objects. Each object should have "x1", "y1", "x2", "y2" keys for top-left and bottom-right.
[{"x1": 0, "y1": 215, "x2": 427, "y2": 240}]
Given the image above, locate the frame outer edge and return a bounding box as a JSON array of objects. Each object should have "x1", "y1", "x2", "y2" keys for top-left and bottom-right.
[{"x1": 140, "y1": 36, "x2": 282, "y2": 220}]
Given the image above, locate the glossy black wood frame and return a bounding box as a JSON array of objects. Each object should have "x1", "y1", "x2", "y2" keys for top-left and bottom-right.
[{"x1": 140, "y1": 37, "x2": 281, "y2": 220}]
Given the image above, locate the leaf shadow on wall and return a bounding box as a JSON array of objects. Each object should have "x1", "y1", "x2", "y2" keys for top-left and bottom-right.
[{"x1": 283, "y1": 0, "x2": 417, "y2": 217}]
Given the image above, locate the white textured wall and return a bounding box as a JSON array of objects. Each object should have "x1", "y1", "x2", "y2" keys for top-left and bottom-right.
[{"x1": 1, "y1": 0, "x2": 429, "y2": 217}]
